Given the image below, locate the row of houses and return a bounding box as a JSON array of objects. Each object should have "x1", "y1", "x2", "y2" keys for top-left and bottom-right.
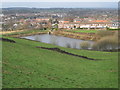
[{"x1": 58, "y1": 20, "x2": 118, "y2": 29}]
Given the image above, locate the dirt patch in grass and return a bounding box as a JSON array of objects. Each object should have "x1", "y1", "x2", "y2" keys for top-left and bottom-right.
[
  {"x1": 36, "y1": 46, "x2": 99, "y2": 60},
  {"x1": 0, "y1": 38, "x2": 16, "y2": 43}
]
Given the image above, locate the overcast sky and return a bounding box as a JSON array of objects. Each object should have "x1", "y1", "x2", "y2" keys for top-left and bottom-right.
[
  {"x1": 2, "y1": 2, "x2": 118, "y2": 8},
  {"x1": 2, "y1": 0, "x2": 119, "y2": 8},
  {"x1": 2, "y1": 0, "x2": 119, "y2": 2}
]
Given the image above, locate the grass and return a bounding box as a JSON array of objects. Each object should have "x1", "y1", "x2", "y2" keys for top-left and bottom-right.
[
  {"x1": 3, "y1": 29, "x2": 48, "y2": 36},
  {"x1": 2, "y1": 36, "x2": 118, "y2": 88},
  {"x1": 0, "y1": 35, "x2": 2, "y2": 38},
  {"x1": 64, "y1": 29, "x2": 99, "y2": 33},
  {"x1": 107, "y1": 28, "x2": 120, "y2": 31}
]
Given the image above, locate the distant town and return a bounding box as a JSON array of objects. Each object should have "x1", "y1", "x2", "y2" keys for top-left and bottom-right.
[{"x1": 1, "y1": 8, "x2": 118, "y2": 31}]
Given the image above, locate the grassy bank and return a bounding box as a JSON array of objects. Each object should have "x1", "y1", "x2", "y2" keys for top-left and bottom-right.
[
  {"x1": 2, "y1": 36, "x2": 118, "y2": 88},
  {"x1": 2, "y1": 29, "x2": 48, "y2": 37},
  {"x1": 64, "y1": 29, "x2": 98, "y2": 33},
  {"x1": 53, "y1": 30, "x2": 97, "y2": 41}
]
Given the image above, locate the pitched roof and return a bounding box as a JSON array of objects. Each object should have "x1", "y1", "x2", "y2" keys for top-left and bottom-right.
[{"x1": 90, "y1": 20, "x2": 108, "y2": 23}]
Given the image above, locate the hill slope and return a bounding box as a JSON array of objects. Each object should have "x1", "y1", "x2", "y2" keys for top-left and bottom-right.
[{"x1": 2, "y1": 37, "x2": 118, "y2": 88}]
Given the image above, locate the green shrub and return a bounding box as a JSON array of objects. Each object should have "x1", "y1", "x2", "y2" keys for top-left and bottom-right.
[
  {"x1": 80, "y1": 41, "x2": 91, "y2": 49},
  {"x1": 66, "y1": 43, "x2": 71, "y2": 48}
]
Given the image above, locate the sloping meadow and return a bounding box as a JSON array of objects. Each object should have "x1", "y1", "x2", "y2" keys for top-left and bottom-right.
[{"x1": 2, "y1": 37, "x2": 118, "y2": 88}]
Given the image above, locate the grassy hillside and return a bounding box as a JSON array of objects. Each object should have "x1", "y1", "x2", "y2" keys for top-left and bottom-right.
[{"x1": 2, "y1": 37, "x2": 118, "y2": 88}]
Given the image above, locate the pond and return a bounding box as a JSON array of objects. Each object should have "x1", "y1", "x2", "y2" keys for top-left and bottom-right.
[{"x1": 21, "y1": 34, "x2": 94, "y2": 49}]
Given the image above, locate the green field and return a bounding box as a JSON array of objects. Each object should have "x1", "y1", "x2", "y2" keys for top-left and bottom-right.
[
  {"x1": 64, "y1": 29, "x2": 99, "y2": 33},
  {"x1": 2, "y1": 36, "x2": 118, "y2": 88}
]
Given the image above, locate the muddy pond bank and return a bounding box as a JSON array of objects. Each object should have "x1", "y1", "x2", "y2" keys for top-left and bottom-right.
[
  {"x1": 51, "y1": 31, "x2": 98, "y2": 41},
  {"x1": 3, "y1": 30, "x2": 98, "y2": 41}
]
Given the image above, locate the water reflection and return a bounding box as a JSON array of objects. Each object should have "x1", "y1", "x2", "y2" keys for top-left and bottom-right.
[{"x1": 22, "y1": 34, "x2": 94, "y2": 49}]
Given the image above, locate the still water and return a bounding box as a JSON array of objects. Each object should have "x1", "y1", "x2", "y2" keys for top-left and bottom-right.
[{"x1": 22, "y1": 34, "x2": 94, "y2": 49}]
